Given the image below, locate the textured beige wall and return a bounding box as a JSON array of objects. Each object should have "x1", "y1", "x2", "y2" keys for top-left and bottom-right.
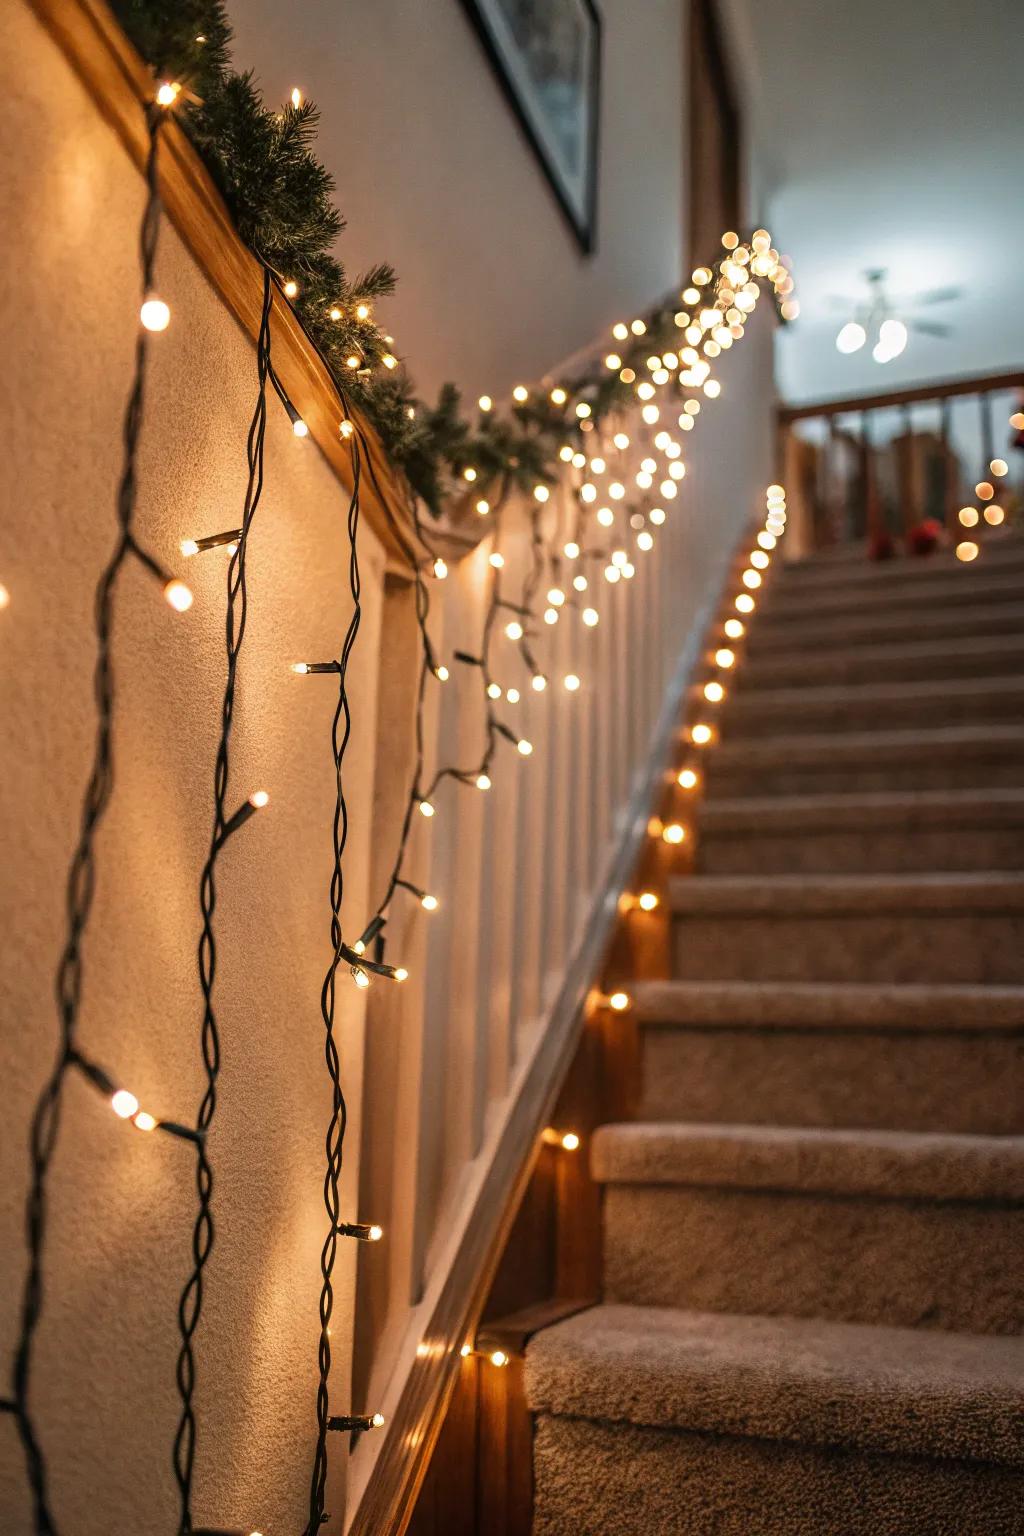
[
  {"x1": 227, "y1": 0, "x2": 689, "y2": 400},
  {"x1": 0, "y1": 4, "x2": 386, "y2": 1531}
]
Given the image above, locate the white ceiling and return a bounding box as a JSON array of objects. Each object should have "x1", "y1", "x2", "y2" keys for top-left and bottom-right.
[{"x1": 724, "y1": 0, "x2": 1024, "y2": 403}]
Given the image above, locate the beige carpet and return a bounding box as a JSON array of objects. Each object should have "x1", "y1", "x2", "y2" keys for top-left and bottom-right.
[{"x1": 525, "y1": 535, "x2": 1024, "y2": 1534}]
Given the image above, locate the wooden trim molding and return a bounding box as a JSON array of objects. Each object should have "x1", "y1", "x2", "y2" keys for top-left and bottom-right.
[
  {"x1": 779, "y1": 367, "x2": 1024, "y2": 423},
  {"x1": 27, "y1": 0, "x2": 420, "y2": 568},
  {"x1": 347, "y1": 593, "x2": 720, "y2": 1536}
]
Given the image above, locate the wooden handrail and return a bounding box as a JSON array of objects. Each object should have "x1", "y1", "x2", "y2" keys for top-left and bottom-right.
[
  {"x1": 28, "y1": 0, "x2": 421, "y2": 569},
  {"x1": 779, "y1": 367, "x2": 1024, "y2": 423}
]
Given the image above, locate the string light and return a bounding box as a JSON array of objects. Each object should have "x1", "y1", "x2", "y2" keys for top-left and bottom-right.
[
  {"x1": 677, "y1": 768, "x2": 699, "y2": 789},
  {"x1": 9, "y1": 154, "x2": 796, "y2": 1525},
  {"x1": 662, "y1": 823, "x2": 687, "y2": 844},
  {"x1": 140, "y1": 296, "x2": 171, "y2": 331}
]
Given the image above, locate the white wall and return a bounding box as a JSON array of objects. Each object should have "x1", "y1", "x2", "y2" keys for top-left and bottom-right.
[{"x1": 227, "y1": 0, "x2": 688, "y2": 398}]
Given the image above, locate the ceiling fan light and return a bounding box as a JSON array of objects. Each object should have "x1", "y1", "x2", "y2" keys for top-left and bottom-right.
[
  {"x1": 836, "y1": 321, "x2": 867, "y2": 354},
  {"x1": 878, "y1": 318, "x2": 908, "y2": 358}
]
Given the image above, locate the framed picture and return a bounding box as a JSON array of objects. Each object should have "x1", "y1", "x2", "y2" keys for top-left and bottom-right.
[{"x1": 460, "y1": 0, "x2": 602, "y2": 253}]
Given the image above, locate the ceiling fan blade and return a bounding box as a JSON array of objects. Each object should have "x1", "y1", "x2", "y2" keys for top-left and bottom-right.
[
  {"x1": 909, "y1": 320, "x2": 951, "y2": 338},
  {"x1": 912, "y1": 286, "x2": 964, "y2": 307}
]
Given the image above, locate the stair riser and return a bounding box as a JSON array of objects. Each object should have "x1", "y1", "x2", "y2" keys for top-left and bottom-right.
[
  {"x1": 707, "y1": 757, "x2": 1024, "y2": 797},
  {"x1": 639, "y1": 1028, "x2": 1024, "y2": 1134},
  {"x1": 672, "y1": 911, "x2": 1024, "y2": 985},
  {"x1": 698, "y1": 826, "x2": 1024, "y2": 876},
  {"x1": 720, "y1": 692, "x2": 1023, "y2": 738},
  {"x1": 602, "y1": 1186, "x2": 1023, "y2": 1332},
  {"x1": 749, "y1": 609, "x2": 1024, "y2": 655},
  {"x1": 533, "y1": 1416, "x2": 1024, "y2": 1536},
  {"x1": 737, "y1": 648, "x2": 1024, "y2": 688}
]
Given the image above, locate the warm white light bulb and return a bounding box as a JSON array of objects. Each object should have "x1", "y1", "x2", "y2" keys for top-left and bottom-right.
[
  {"x1": 418, "y1": 799, "x2": 435, "y2": 818},
  {"x1": 677, "y1": 768, "x2": 698, "y2": 789},
  {"x1": 249, "y1": 790, "x2": 270, "y2": 809},
  {"x1": 564, "y1": 541, "x2": 580, "y2": 559},
  {"x1": 517, "y1": 739, "x2": 533, "y2": 757},
  {"x1": 637, "y1": 892, "x2": 658, "y2": 912},
  {"x1": 505, "y1": 620, "x2": 524, "y2": 641},
  {"x1": 715, "y1": 648, "x2": 735, "y2": 668},
  {"x1": 691, "y1": 723, "x2": 713, "y2": 745},
  {"x1": 433, "y1": 557, "x2": 448, "y2": 580},
  {"x1": 564, "y1": 673, "x2": 580, "y2": 692},
  {"x1": 662, "y1": 823, "x2": 686, "y2": 844},
  {"x1": 164, "y1": 579, "x2": 193, "y2": 613},
  {"x1": 292, "y1": 418, "x2": 309, "y2": 438},
  {"x1": 704, "y1": 681, "x2": 725, "y2": 703},
  {"x1": 489, "y1": 553, "x2": 504, "y2": 569},
  {"x1": 532, "y1": 674, "x2": 547, "y2": 692},
  {"x1": 290, "y1": 87, "x2": 303, "y2": 108},
  {"x1": 140, "y1": 297, "x2": 171, "y2": 332},
  {"x1": 421, "y1": 894, "x2": 439, "y2": 911},
  {"x1": 724, "y1": 618, "x2": 744, "y2": 639},
  {"x1": 156, "y1": 81, "x2": 181, "y2": 107},
  {"x1": 582, "y1": 607, "x2": 599, "y2": 627},
  {"x1": 476, "y1": 774, "x2": 491, "y2": 791},
  {"x1": 111, "y1": 1089, "x2": 139, "y2": 1119}
]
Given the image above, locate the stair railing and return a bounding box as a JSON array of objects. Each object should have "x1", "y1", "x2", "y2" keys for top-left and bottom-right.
[{"x1": 778, "y1": 368, "x2": 1024, "y2": 555}]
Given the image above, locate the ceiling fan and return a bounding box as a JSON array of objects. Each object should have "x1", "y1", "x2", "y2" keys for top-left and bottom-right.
[{"x1": 830, "y1": 269, "x2": 961, "y2": 363}]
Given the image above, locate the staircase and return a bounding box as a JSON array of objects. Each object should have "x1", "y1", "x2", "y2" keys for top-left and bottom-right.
[{"x1": 524, "y1": 536, "x2": 1024, "y2": 1534}]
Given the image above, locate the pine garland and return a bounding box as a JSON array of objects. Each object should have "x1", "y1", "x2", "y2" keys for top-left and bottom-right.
[{"x1": 109, "y1": 0, "x2": 792, "y2": 517}]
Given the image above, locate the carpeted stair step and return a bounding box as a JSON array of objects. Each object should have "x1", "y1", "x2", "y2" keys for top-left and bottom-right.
[
  {"x1": 526, "y1": 1306, "x2": 1024, "y2": 1536},
  {"x1": 593, "y1": 1123, "x2": 1024, "y2": 1331},
  {"x1": 747, "y1": 599, "x2": 1024, "y2": 655},
  {"x1": 703, "y1": 722, "x2": 1024, "y2": 796},
  {"x1": 632, "y1": 979, "x2": 1024, "y2": 1133},
  {"x1": 733, "y1": 631, "x2": 1024, "y2": 689},
  {"x1": 670, "y1": 870, "x2": 1024, "y2": 985},
  {"x1": 758, "y1": 567, "x2": 1024, "y2": 628},
  {"x1": 774, "y1": 542, "x2": 1024, "y2": 597},
  {"x1": 715, "y1": 674, "x2": 1024, "y2": 739},
  {"x1": 696, "y1": 788, "x2": 1024, "y2": 875},
  {"x1": 783, "y1": 529, "x2": 1024, "y2": 570}
]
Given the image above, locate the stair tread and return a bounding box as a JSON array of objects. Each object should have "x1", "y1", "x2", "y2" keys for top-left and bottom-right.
[
  {"x1": 723, "y1": 672, "x2": 1024, "y2": 714},
  {"x1": 750, "y1": 602, "x2": 1024, "y2": 651},
  {"x1": 631, "y1": 978, "x2": 1024, "y2": 1032},
  {"x1": 590, "y1": 1122, "x2": 1024, "y2": 1200},
  {"x1": 738, "y1": 631, "x2": 1024, "y2": 685},
  {"x1": 698, "y1": 787, "x2": 1024, "y2": 833},
  {"x1": 778, "y1": 547, "x2": 1024, "y2": 591},
  {"x1": 525, "y1": 1304, "x2": 1024, "y2": 1466},
  {"x1": 761, "y1": 569, "x2": 1024, "y2": 623},
  {"x1": 669, "y1": 869, "x2": 1024, "y2": 916},
  {"x1": 787, "y1": 531, "x2": 1024, "y2": 569},
  {"x1": 706, "y1": 721, "x2": 1024, "y2": 772}
]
